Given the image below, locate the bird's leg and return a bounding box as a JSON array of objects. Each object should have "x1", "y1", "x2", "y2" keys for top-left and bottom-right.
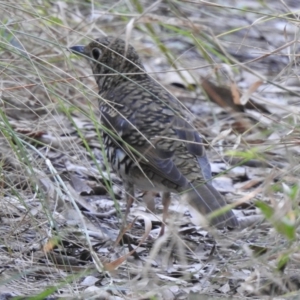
[
  {"x1": 114, "y1": 184, "x2": 135, "y2": 246},
  {"x1": 124, "y1": 183, "x2": 135, "y2": 225},
  {"x1": 142, "y1": 191, "x2": 156, "y2": 213},
  {"x1": 159, "y1": 192, "x2": 171, "y2": 236}
]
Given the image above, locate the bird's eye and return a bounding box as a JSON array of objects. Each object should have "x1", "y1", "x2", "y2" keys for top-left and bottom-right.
[{"x1": 92, "y1": 48, "x2": 101, "y2": 60}]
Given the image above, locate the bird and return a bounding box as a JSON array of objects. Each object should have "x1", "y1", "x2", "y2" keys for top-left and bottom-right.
[{"x1": 69, "y1": 36, "x2": 239, "y2": 235}]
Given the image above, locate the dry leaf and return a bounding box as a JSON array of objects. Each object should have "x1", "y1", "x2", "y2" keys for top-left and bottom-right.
[
  {"x1": 231, "y1": 81, "x2": 241, "y2": 105},
  {"x1": 240, "y1": 80, "x2": 263, "y2": 105}
]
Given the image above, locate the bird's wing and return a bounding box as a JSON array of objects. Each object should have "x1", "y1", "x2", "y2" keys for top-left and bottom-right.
[
  {"x1": 172, "y1": 116, "x2": 212, "y2": 181},
  {"x1": 100, "y1": 104, "x2": 213, "y2": 187},
  {"x1": 100, "y1": 105, "x2": 188, "y2": 188}
]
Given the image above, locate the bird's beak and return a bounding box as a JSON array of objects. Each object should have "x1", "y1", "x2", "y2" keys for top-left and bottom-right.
[{"x1": 69, "y1": 45, "x2": 85, "y2": 55}]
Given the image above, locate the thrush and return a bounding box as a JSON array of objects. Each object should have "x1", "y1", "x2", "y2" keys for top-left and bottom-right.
[{"x1": 70, "y1": 36, "x2": 239, "y2": 234}]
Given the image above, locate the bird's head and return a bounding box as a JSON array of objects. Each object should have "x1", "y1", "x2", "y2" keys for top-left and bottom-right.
[{"x1": 69, "y1": 36, "x2": 145, "y2": 89}]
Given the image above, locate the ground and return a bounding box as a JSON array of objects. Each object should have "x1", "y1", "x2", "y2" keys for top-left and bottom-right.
[{"x1": 0, "y1": 1, "x2": 300, "y2": 299}]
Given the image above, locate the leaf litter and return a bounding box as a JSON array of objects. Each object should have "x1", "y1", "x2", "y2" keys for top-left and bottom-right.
[{"x1": 1, "y1": 0, "x2": 300, "y2": 299}]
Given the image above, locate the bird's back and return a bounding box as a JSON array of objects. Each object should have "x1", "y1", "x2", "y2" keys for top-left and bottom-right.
[{"x1": 100, "y1": 76, "x2": 205, "y2": 187}]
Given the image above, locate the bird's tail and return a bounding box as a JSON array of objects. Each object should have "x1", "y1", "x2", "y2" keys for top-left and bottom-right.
[{"x1": 184, "y1": 182, "x2": 239, "y2": 228}]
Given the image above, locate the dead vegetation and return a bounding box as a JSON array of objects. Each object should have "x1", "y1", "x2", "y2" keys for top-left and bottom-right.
[{"x1": 1, "y1": 0, "x2": 300, "y2": 299}]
